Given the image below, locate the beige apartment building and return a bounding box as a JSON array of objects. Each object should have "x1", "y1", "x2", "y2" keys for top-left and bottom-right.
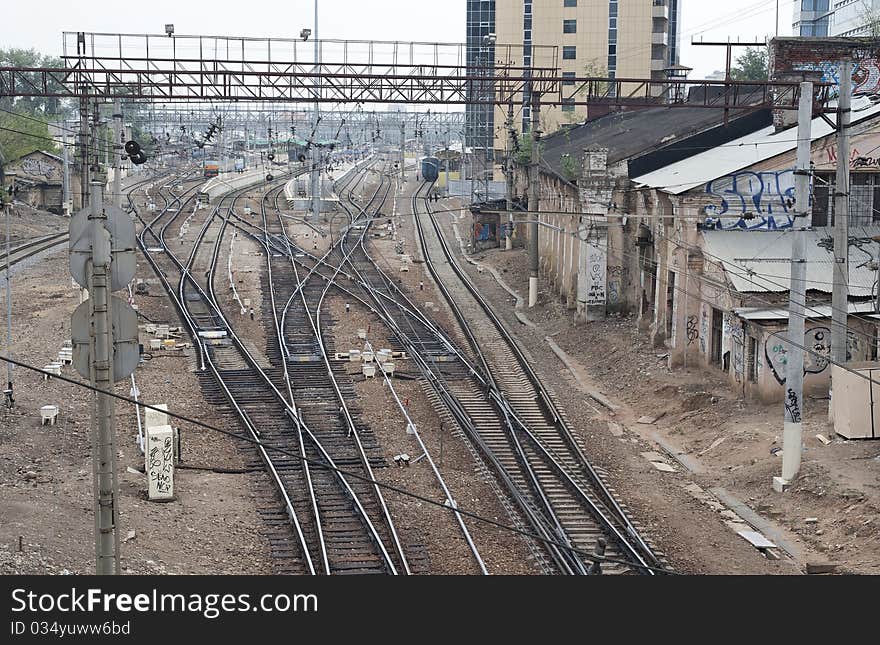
[{"x1": 486, "y1": 0, "x2": 681, "y2": 147}]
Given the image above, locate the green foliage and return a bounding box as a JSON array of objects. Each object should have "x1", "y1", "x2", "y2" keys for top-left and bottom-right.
[
  {"x1": 514, "y1": 132, "x2": 536, "y2": 166},
  {"x1": 0, "y1": 49, "x2": 67, "y2": 114},
  {"x1": 0, "y1": 49, "x2": 67, "y2": 164},
  {"x1": 560, "y1": 154, "x2": 580, "y2": 182},
  {"x1": 730, "y1": 47, "x2": 768, "y2": 82},
  {"x1": 0, "y1": 110, "x2": 55, "y2": 162}
]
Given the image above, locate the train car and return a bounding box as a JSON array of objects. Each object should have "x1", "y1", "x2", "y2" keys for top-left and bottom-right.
[
  {"x1": 204, "y1": 160, "x2": 220, "y2": 178},
  {"x1": 421, "y1": 156, "x2": 440, "y2": 182}
]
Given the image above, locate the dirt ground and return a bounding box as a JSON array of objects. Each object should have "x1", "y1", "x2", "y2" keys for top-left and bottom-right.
[
  {"x1": 453, "y1": 217, "x2": 880, "y2": 575},
  {"x1": 8, "y1": 169, "x2": 872, "y2": 576},
  {"x1": 0, "y1": 196, "x2": 273, "y2": 575}
]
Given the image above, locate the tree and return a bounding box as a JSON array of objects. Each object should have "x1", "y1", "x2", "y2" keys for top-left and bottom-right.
[
  {"x1": 513, "y1": 132, "x2": 543, "y2": 166},
  {"x1": 560, "y1": 153, "x2": 580, "y2": 182},
  {"x1": 859, "y1": 0, "x2": 880, "y2": 37},
  {"x1": 0, "y1": 49, "x2": 68, "y2": 115},
  {"x1": 0, "y1": 110, "x2": 55, "y2": 162},
  {"x1": 730, "y1": 47, "x2": 768, "y2": 82},
  {"x1": 0, "y1": 49, "x2": 67, "y2": 163}
]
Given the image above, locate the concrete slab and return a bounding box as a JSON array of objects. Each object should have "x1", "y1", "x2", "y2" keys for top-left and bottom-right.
[
  {"x1": 640, "y1": 451, "x2": 667, "y2": 462},
  {"x1": 648, "y1": 431, "x2": 706, "y2": 475},
  {"x1": 737, "y1": 530, "x2": 777, "y2": 549},
  {"x1": 544, "y1": 337, "x2": 614, "y2": 411},
  {"x1": 650, "y1": 461, "x2": 676, "y2": 473},
  {"x1": 607, "y1": 421, "x2": 624, "y2": 437},
  {"x1": 710, "y1": 486, "x2": 802, "y2": 561}
]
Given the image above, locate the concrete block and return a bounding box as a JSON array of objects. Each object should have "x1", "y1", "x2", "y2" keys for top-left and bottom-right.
[
  {"x1": 805, "y1": 561, "x2": 838, "y2": 574},
  {"x1": 772, "y1": 476, "x2": 791, "y2": 493},
  {"x1": 146, "y1": 424, "x2": 174, "y2": 501},
  {"x1": 145, "y1": 403, "x2": 169, "y2": 429},
  {"x1": 40, "y1": 405, "x2": 59, "y2": 425}
]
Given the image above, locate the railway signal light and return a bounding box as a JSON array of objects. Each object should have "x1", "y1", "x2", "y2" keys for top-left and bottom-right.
[{"x1": 124, "y1": 140, "x2": 148, "y2": 165}]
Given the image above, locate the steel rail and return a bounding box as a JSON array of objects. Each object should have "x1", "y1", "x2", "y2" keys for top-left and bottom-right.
[
  {"x1": 416, "y1": 183, "x2": 662, "y2": 573},
  {"x1": 131, "y1": 169, "x2": 317, "y2": 574}
]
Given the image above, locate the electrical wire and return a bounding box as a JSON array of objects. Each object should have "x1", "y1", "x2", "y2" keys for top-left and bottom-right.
[{"x1": 0, "y1": 351, "x2": 669, "y2": 575}]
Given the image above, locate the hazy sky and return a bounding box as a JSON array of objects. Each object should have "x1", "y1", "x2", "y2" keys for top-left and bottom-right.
[{"x1": 1, "y1": 0, "x2": 793, "y2": 79}]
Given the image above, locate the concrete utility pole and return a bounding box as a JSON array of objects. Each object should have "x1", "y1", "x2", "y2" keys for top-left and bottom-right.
[
  {"x1": 61, "y1": 131, "x2": 72, "y2": 215},
  {"x1": 830, "y1": 60, "x2": 852, "y2": 424},
  {"x1": 79, "y1": 98, "x2": 90, "y2": 209},
  {"x1": 400, "y1": 119, "x2": 406, "y2": 182},
  {"x1": 504, "y1": 101, "x2": 514, "y2": 251},
  {"x1": 88, "y1": 181, "x2": 121, "y2": 573},
  {"x1": 310, "y1": 0, "x2": 321, "y2": 219},
  {"x1": 4, "y1": 183, "x2": 12, "y2": 408},
  {"x1": 774, "y1": 81, "x2": 814, "y2": 493},
  {"x1": 528, "y1": 95, "x2": 542, "y2": 308},
  {"x1": 111, "y1": 100, "x2": 123, "y2": 209}
]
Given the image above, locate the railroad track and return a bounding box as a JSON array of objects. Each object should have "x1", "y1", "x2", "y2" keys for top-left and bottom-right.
[
  {"x1": 131, "y1": 165, "x2": 422, "y2": 575},
  {"x1": 0, "y1": 232, "x2": 68, "y2": 273},
  {"x1": 127, "y1": 161, "x2": 664, "y2": 575},
  {"x1": 407, "y1": 181, "x2": 667, "y2": 574}
]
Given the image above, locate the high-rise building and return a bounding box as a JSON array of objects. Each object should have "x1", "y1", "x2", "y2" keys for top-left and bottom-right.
[
  {"x1": 465, "y1": 0, "x2": 497, "y2": 182},
  {"x1": 793, "y1": 0, "x2": 880, "y2": 37},
  {"x1": 464, "y1": 0, "x2": 681, "y2": 157}
]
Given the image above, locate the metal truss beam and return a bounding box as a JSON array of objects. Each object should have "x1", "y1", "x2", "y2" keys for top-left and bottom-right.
[{"x1": 0, "y1": 33, "x2": 831, "y2": 110}]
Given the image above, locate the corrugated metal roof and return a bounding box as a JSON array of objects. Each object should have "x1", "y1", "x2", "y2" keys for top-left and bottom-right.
[
  {"x1": 701, "y1": 225, "x2": 880, "y2": 296},
  {"x1": 735, "y1": 301, "x2": 880, "y2": 321},
  {"x1": 632, "y1": 97, "x2": 880, "y2": 194},
  {"x1": 540, "y1": 103, "x2": 765, "y2": 174}
]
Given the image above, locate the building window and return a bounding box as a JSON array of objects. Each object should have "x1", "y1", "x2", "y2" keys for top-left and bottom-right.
[
  {"x1": 563, "y1": 19, "x2": 577, "y2": 34},
  {"x1": 562, "y1": 71, "x2": 576, "y2": 85},
  {"x1": 562, "y1": 98, "x2": 575, "y2": 112},
  {"x1": 813, "y1": 172, "x2": 880, "y2": 226},
  {"x1": 563, "y1": 46, "x2": 577, "y2": 60},
  {"x1": 564, "y1": 0, "x2": 577, "y2": 6}
]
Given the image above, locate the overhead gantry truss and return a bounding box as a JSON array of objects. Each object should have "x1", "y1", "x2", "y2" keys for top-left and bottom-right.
[{"x1": 0, "y1": 32, "x2": 831, "y2": 110}]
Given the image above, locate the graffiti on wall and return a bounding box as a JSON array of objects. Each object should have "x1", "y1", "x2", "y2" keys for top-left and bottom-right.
[
  {"x1": 825, "y1": 143, "x2": 880, "y2": 170},
  {"x1": 699, "y1": 307, "x2": 709, "y2": 355},
  {"x1": 765, "y1": 326, "x2": 832, "y2": 385},
  {"x1": 704, "y1": 170, "x2": 796, "y2": 231},
  {"x1": 474, "y1": 222, "x2": 496, "y2": 242},
  {"x1": 686, "y1": 315, "x2": 699, "y2": 346},
  {"x1": 607, "y1": 265, "x2": 622, "y2": 305},
  {"x1": 19, "y1": 157, "x2": 58, "y2": 180},
  {"x1": 722, "y1": 313, "x2": 745, "y2": 383},
  {"x1": 792, "y1": 59, "x2": 880, "y2": 96},
  {"x1": 585, "y1": 243, "x2": 607, "y2": 306}
]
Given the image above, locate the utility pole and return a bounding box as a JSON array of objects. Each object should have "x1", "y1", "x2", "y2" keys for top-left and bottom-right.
[
  {"x1": 310, "y1": 0, "x2": 321, "y2": 219},
  {"x1": 505, "y1": 100, "x2": 514, "y2": 251},
  {"x1": 774, "y1": 81, "x2": 814, "y2": 493},
  {"x1": 400, "y1": 119, "x2": 406, "y2": 182},
  {"x1": 61, "y1": 130, "x2": 72, "y2": 215},
  {"x1": 112, "y1": 100, "x2": 123, "y2": 209},
  {"x1": 4, "y1": 179, "x2": 12, "y2": 409},
  {"x1": 830, "y1": 60, "x2": 852, "y2": 425},
  {"x1": 528, "y1": 95, "x2": 542, "y2": 308},
  {"x1": 79, "y1": 98, "x2": 90, "y2": 211},
  {"x1": 88, "y1": 181, "x2": 120, "y2": 574}
]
